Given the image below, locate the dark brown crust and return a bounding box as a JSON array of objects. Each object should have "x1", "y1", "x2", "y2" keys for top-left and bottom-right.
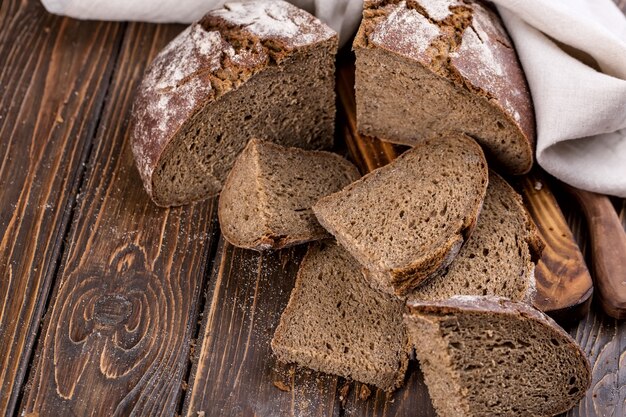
[
  {"x1": 218, "y1": 139, "x2": 361, "y2": 251},
  {"x1": 405, "y1": 295, "x2": 592, "y2": 414},
  {"x1": 130, "y1": 1, "x2": 336, "y2": 205},
  {"x1": 388, "y1": 195, "x2": 480, "y2": 297},
  {"x1": 354, "y1": 0, "x2": 535, "y2": 175}
]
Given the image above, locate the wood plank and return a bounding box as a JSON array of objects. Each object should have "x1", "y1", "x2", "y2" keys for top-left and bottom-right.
[
  {"x1": 563, "y1": 198, "x2": 626, "y2": 417},
  {"x1": 183, "y1": 241, "x2": 342, "y2": 417},
  {"x1": 21, "y1": 22, "x2": 221, "y2": 417},
  {"x1": 0, "y1": 1, "x2": 124, "y2": 414}
]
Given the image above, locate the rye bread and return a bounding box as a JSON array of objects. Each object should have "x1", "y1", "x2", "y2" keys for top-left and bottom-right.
[
  {"x1": 408, "y1": 172, "x2": 544, "y2": 303},
  {"x1": 312, "y1": 133, "x2": 489, "y2": 297},
  {"x1": 131, "y1": 0, "x2": 337, "y2": 206},
  {"x1": 218, "y1": 139, "x2": 360, "y2": 250},
  {"x1": 353, "y1": 0, "x2": 535, "y2": 175},
  {"x1": 271, "y1": 241, "x2": 409, "y2": 391},
  {"x1": 404, "y1": 296, "x2": 591, "y2": 417}
]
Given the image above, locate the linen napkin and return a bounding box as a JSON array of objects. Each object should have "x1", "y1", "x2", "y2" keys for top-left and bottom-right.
[
  {"x1": 490, "y1": 0, "x2": 626, "y2": 197},
  {"x1": 40, "y1": 0, "x2": 363, "y2": 45}
]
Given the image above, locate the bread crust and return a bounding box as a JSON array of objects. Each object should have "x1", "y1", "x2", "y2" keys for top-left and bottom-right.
[
  {"x1": 130, "y1": 1, "x2": 337, "y2": 206},
  {"x1": 405, "y1": 295, "x2": 591, "y2": 416},
  {"x1": 218, "y1": 139, "x2": 361, "y2": 251},
  {"x1": 354, "y1": 0, "x2": 535, "y2": 174},
  {"x1": 314, "y1": 133, "x2": 488, "y2": 298}
]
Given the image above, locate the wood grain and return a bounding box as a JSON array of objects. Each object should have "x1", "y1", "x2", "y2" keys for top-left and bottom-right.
[
  {"x1": 21, "y1": 23, "x2": 221, "y2": 416},
  {"x1": 519, "y1": 173, "x2": 593, "y2": 322},
  {"x1": 563, "y1": 201, "x2": 626, "y2": 417},
  {"x1": 564, "y1": 187, "x2": 626, "y2": 319},
  {"x1": 183, "y1": 242, "x2": 342, "y2": 417},
  {"x1": 0, "y1": 1, "x2": 124, "y2": 415}
]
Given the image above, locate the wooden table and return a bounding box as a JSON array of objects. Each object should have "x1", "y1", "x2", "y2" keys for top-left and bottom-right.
[{"x1": 1, "y1": 1, "x2": 625, "y2": 416}]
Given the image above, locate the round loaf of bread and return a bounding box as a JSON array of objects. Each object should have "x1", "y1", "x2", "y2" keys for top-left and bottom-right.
[
  {"x1": 131, "y1": 0, "x2": 337, "y2": 207},
  {"x1": 354, "y1": 0, "x2": 535, "y2": 175}
]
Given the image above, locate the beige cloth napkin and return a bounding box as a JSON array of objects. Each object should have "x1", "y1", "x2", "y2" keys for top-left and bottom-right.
[
  {"x1": 40, "y1": 0, "x2": 362, "y2": 45},
  {"x1": 491, "y1": 0, "x2": 626, "y2": 197}
]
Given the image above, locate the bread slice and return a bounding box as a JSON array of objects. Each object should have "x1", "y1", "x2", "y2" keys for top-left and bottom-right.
[
  {"x1": 404, "y1": 296, "x2": 591, "y2": 417},
  {"x1": 408, "y1": 172, "x2": 544, "y2": 303},
  {"x1": 131, "y1": 0, "x2": 338, "y2": 206},
  {"x1": 353, "y1": 0, "x2": 535, "y2": 175},
  {"x1": 218, "y1": 139, "x2": 360, "y2": 250},
  {"x1": 313, "y1": 133, "x2": 488, "y2": 297},
  {"x1": 271, "y1": 241, "x2": 409, "y2": 391}
]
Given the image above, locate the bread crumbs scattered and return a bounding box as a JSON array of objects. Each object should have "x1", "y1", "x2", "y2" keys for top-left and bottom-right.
[
  {"x1": 534, "y1": 181, "x2": 543, "y2": 191},
  {"x1": 196, "y1": 412, "x2": 205, "y2": 417},
  {"x1": 273, "y1": 380, "x2": 291, "y2": 392},
  {"x1": 56, "y1": 114, "x2": 64, "y2": 123},
  {"x1": 359, "y1": 384, "x2": 372, "y2": 401}
]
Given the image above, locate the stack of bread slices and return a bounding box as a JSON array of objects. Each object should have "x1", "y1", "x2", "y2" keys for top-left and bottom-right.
[{"x1": 131, "y1": 0, "x2": 592, "y2": 416}]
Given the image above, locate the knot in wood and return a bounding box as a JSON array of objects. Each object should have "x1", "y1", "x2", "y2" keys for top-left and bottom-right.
[{"x1": 93, "y1": 294, "x2": 132, "y2": 327}]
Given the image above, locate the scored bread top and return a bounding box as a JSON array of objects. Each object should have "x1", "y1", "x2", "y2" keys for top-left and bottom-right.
[
  {"x1": 408, "y1": 172, "x2": 544, "y2": 303},
  {"x1": 131, "y1": 0, "x2": 336, "y2": 199},
  {"x1": 218, "y1": 139, "x2": 360, "y2": 250},
  {"x1": 313, "y1": 133, "x2": 489, "y2": 297}
]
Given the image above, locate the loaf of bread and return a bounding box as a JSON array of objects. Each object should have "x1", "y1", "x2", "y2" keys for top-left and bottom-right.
[
  {"x1": 408, "y1": 172, "x2": 544, "y2": 303},
  {"x1": 272, "y1": 241, "x2": 409, "y2": 391},
  {"x1": 131, "y1": 0, "x2": 337, "y2": 206},
  {"x1": 313, "y1": 133, "x2": 488, "y2": 297},
  {"x1": 353, "y1": 0, "x2": 535, "y2": 175},
  {"x1": 218, "y1": 139, "x2": 360, "y2": 250},
  {"x1": 404, "y1": 296, "x2": 591, "y2": 417}
]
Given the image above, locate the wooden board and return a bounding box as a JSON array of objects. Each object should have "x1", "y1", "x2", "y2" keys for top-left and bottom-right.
[
  {"x1": 0, "y1": 1, "x2": 124, "y2": 415},
  {"x1": 519, "y1": 173, "x2": 593, "y2": 322},
  {"x1": 21, "y1": 23, "x2": 220, "y2": 416}
]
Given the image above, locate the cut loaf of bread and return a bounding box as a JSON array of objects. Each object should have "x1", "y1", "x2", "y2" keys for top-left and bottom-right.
[
  {"x1": 313, "y1": 133, "x2": 488, "y2": 297},
  {"x1": 408, "y1": 172, "x2": 544, "y2": 303},
  {"x1": 271, "y1": 241, "x2": 409, "y2": 391},
  {"x1": 405, "y1": 296, "x2": 591, "y2": 417},
  {"x1": 218, "y1": 139, "x2": 360, "y2": 250},
  {"x1": 353, "y1": 0, "x2": 535, "y2": 175},
  {"x1": 131, "y1": 0, "x2": 337, "y2": 206}
]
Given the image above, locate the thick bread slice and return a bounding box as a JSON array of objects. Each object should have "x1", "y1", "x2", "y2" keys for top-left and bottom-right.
[
  {"x1": 405, "y1": 296, "x2": 591, "y2": 417},
  {"x1": 408, "y1": 172, "x2": 544, "y2": 303},
  {"x1": 218, "y1": 139, "x2": 360, "y2": 250},
  {"x1": 353, "y1": 0, "x2": 535, "y2": 175},
  {"x1": 313, "y1": 134, "x2": 488, "y2": 297},
  {"x1": 131, "y1": 0, "x2": 338, "y2": 206},
  {"x1": 271, "y1": 241, "x2": 409, "y2": 391}
]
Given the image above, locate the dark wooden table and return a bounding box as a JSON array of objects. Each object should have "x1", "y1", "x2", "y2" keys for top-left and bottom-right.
[{"x1": 1, "y1": 0, "x2": 625, "y2": 416}]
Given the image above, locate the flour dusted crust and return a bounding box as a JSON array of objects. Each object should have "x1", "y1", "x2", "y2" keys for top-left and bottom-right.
[
  {"x1": 355, "y1": 0, "x2": 535, "y2": 175},
  {"x1": 131, "y1": 0, "x2": 336, "y2": 201},
  {"x1": 449, "y1": 2, "x2": 534, "y2": 138}
]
